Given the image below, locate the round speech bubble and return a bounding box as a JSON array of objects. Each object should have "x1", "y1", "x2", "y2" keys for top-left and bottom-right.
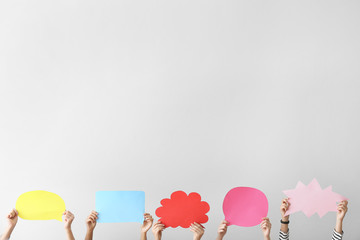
[
  {"x1": 223, "y1": 187, "x2": 268, "y2": 227},
  {"x1": 15, "y1": 190, "x2": 66, "y2": 221}
]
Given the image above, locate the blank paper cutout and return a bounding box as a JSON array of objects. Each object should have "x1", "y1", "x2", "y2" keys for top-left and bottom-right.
[
  {"x1": 96, "y1": 191, "x2": 145, "y2": 223},
  {"x1": 223, "y1": 187, "x2": 268, "y2": 227},
  {"x1": 155, "y1": 191, "x2": 210, "y2": 228},
  {"x1": 283, "y1": 179, "x2": 347, "y2": 218},
  {"x1": 16, "y1": 190, "x2": 66, "y2": 221}
]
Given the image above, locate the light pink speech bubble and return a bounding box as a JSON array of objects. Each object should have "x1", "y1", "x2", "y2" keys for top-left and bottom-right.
[
  {"x1": 283, "y1": 178, "x2": 347, "y2": 218},
  {"x1": 223, "y1": 187, "x2": 268, "y2": 227}
]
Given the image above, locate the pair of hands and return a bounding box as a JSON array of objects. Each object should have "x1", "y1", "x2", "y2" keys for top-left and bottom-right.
[
  {"x1": 141, "y1": 213, "x2": 165, "y2": 240},
  {"x1": 280, "y1": 198, "x2": 349, "y2": 221},
  {"x1": 6, "y1": 209, "x2": 78, "y2": 231},
  {"x1": 280, "y1": 197, "x2": 348, "y2": 235},
  {"x1": 141, "y1": 213, "x2": 205, "y2": 240},
  {"x1": 216, "y1": 218, "x2": 271, "y2": 240}
]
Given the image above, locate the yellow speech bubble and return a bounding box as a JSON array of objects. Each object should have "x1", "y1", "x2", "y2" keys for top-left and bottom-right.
[{"x1": 15, "y1": 190, "x2": 66, "y2": 221}]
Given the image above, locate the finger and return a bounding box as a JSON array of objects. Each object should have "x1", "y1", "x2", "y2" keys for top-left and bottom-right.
[
  {"x1": 191, "y1": 225, "x2": 200, "y2": 231},
  {"x1": 222, "y1": 220, "x2": 230, "y2": 225},
  {"x1": 194, "y1": 222, "x2": 205, "y2": 229},
  {"x1": 193, "y1": 222, "x2": 202, "y2": 227},
  {"x1": 337, "y1": 206, "x2": 345, "y2": 211},
  {"x1": 13, "y1": 209, "x2": 19, "y2": 216}
]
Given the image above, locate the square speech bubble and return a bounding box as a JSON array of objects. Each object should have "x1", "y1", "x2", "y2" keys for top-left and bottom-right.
[{"x1": 96, "y1": 191, "x2": 145, "y2": 223}]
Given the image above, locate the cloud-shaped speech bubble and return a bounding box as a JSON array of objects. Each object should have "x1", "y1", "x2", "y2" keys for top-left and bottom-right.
[
  {"x1": 223, "y1": 187, "x2": 268, "y2": 227},
  {"x1": 16, "y1": 190, "x2": 66, "y2": 221},
  {"x1": 155, "y1": 191, "x2": 210, "y2": 228}
]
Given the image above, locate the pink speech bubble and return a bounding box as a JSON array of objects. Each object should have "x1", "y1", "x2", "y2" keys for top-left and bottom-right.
[
  {"x1": 283, "y1": 179, "x2": 347, "y2": 218},
  {"x1": 223, "y1": 187, "x2": 268, "y2": 227}
]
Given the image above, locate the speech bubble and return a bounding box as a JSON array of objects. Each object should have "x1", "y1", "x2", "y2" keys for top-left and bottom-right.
[
  {"x1": 15, "y1": 190, "x2": 66, "y2": 221},
  {"x1": 283, "y1": 178, "x2": 347, "y2": 218},
  {"x1": 96, "y1": 191, "x2": 145, "y2": 223},
  {"x1": 223, "y1": 187, "x2": 268, "y2": 227},
  {"x1": 155, "y1": 191, "x2": 210, "y2": 228}
]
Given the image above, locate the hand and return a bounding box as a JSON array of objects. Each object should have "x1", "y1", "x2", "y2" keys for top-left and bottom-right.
[
  {"x1": 63, "y1": 210, "x2": 75, "y2": 230},
  {"x1": 63, "y1": 210, "x2": 75, "y2": 240},
  {"x1": 216, "y1": 220, "x2": 228, "y2": 240},
  {"x1": 141, "y1": 213, "x2": 154, "y2": 233},
  {"x1": 190, "y1": 222, "x2": 205, "y2": 240},
  {"x1": 6, "y1": 209, "x2": 18, "y2": 228},
  {"x1": 86, "y1": 211, "x2": 98, "y2": 231},
  {"x1": 260, "y1": 217, "x2": 271, "y2": 239},
  {"x1": 1, "y1": 209, "x2": 19, "y2": 240},
  {"x1": 152, "y1": 221, "x2": 165, "y2": 240},
  {"x1": 280, "y1": 198, "x2": 290, "y2": 221},
  {"x1": 336, "y1": 200, "x2": 348, "y2": 221}
]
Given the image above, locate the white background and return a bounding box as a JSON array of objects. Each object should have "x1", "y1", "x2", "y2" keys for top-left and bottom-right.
[{"x1": 0, "y1": 0, "x2": 359, "y2": 239}]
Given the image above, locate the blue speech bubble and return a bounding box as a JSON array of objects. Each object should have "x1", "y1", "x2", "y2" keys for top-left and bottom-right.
[{"x1": 96, "y1": 191, "x2": 145, "y2": 223}]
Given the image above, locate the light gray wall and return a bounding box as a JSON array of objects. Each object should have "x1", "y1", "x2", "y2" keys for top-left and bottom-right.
[{"x1": 0, "y1": 0, "x2": 359, "y2": 239}]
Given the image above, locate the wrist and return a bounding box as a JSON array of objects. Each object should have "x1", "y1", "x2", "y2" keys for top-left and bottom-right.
[
  {"x1": 7, "y1": 224, "x2": 16, "y2": 230},
  {"x1": 281, "y1": 216, "x2": 289, "y2": 221},
  {"x1": 5, "y1": 225, "x2": 15, "y2": 235},
  {"x1": 6, "y1": 224, "x2": 16, "y2": 234}
]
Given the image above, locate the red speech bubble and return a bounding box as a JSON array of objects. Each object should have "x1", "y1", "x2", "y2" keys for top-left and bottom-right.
[
  {"x1": 155, "y1": 191, "x2": 210, "y2": 228},
  {"x1": 223, "y1": 187, "x2": 268, "y2": 227}
]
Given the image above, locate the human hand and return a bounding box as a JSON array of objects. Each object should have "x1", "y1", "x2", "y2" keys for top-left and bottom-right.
[
  {"x1": 152, "y1": 221, "x2": 165, "y2": 240},
  {"x1": 6, "y1": 209, "x2": 18, "y2": 228},
  {"x1": 260, "y1": 217, "x2": 271, "y2": 240},
  {"x1": 216, "y1": 220, "x2": 228, "y2": 240},
  {"x1": 336, "y1": 200, "x2": 348, "y2": 221},
  {"x1": 190, "y1": 222, "x2": 205, "y2": 240},
  {"x1": 141, "y1": 213, "x2": 154, "y2": 233},
  {"x1": 280, "y1": 198, "x2": 290, "y2": 221},
  {"x1": 63, "y1": 210, "x2": 75, "y2": 230},
  {"x1": 86, "y1": 211, "x2": 98, "y2": 231}
]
